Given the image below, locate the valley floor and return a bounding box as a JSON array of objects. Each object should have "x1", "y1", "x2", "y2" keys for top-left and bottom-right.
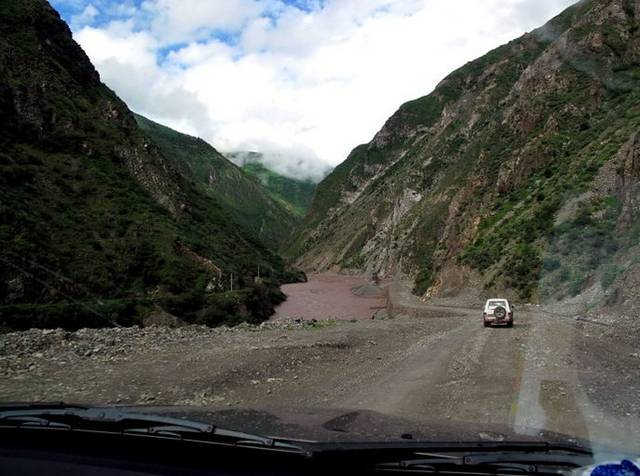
[{"x1": 1, "y1": 278, "x2": 639, "y2": 453}]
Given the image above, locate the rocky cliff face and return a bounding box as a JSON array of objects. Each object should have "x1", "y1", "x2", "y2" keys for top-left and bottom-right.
[
  {"x1": 290, "y1": 0, "x2": 640, "y2": 305},
  {"x1": 0, "y1": 0, "x2": 288, "y2": 327}
]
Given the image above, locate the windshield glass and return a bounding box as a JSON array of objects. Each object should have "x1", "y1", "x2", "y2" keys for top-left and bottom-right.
[{"x1": 1, "y1": 0, "x2": 639, "y2": 462}]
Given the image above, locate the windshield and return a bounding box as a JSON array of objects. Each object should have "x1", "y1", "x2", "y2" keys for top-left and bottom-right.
[{"x1": 1, "y1": 0, "x2": 639, "y2": 462}]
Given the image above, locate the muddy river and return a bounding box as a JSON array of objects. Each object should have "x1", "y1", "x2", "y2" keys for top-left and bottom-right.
[{"x1": 272, "y1": 274, "x2": 386, "y2": 320}]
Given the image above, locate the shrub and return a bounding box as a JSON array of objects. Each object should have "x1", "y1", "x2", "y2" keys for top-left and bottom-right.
[
  {"x1": 569, "y1": 274, "x2": 588, "y2": 297},
  {"x1": 504, "y1": 244, "x2": 542, "y2": 299},
  {"x1": 542, "y1": 257, "x2": 561, "y2": 272},
  {"x1": 601, "y1": 265, "x2": 623, "y2": 289},
  {"x1": 195, "y1": 291, "x2": 244, "y2": 327},
  {"x1": 413, "y1": 261, "x2": 434, "y2": 295},
  {"x1": 0, "y1": 299, "x2": 144, "y2": 331},
  {"x1": 244, "y1": 283, "x2": 286, "y2": 323},
  {"x1": 159, "y1": 291, "x2": 206, "y2": 319}
]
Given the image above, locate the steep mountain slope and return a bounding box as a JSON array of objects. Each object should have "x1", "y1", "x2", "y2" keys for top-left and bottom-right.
[
  {"x1": 291, "y1": 0, "x2": 640, "y2": 306},
  {"x1": 135, "y1": 115, "x2": 299, "y2": 248},
  {"x1": 0, "y1": 0, "x2": 290, "y2": 329},
  {"x1": 226, "y1": 151, "x2": 319, "y2": 218}
]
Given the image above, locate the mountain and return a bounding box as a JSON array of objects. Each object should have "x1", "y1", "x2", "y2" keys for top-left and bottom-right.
[
  {"x1": 134, "y1": 115, "x2": 299, "y2": 248},
  {"x1": 241, "y1": 161, "x2": 315, "y2": 218},
  {"x1": 0, "y1": 0, "x2": 294, "y2": 330},
  {"x1": 290, "y1": 0, "x2": 640, "y2": 308},
  {"x1": 226, "y1": 152, "x2": 316, "y2": 218}
]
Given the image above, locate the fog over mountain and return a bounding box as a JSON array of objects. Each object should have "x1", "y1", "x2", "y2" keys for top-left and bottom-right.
[{"x1": 226, "y1": 148, "x2": 333, "y2": 183}]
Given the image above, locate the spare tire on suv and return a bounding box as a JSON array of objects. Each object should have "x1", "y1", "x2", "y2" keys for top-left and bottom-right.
[{"x1": 493, "y1": 306, "x2": 507, "y2": 320}]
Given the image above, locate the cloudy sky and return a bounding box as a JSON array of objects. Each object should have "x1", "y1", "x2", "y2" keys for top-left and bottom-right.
[{"x1": 51, "y1": 0, "x2": 576, "y2": 181}]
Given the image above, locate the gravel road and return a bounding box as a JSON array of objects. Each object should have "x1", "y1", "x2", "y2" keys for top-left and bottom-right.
[{"x1": 1, "y1": 278, "x2": 639, "y2": 453}]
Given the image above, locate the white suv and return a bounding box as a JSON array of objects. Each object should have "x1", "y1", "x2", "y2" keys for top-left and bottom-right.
[{"x1": 483, "y1": 298, "x2": 513, "y2": 328}]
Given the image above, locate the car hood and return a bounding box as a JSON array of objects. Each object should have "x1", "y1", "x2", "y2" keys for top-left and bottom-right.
[{"x1": 114, "y1": 404, "x2": 587, "y2": 447}]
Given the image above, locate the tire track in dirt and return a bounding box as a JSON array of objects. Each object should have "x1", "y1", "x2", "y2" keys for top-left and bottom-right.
[
  {"x1": 3, "y1": 278, "x2": 639, "y2": 453},
  {"x1": 336, "y1": 317, "x2": 470, "y2": 416},
  {"x1": 512, "y1": 309, "x2": 640, "y2": 454}
]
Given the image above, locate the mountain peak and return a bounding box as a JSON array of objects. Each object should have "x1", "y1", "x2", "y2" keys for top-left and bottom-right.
[{"x1": 289, "y1": 0, "x2": 640, "y2": 306}]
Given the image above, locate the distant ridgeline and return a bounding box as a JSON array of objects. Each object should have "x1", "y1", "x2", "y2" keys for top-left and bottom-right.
[
  {"x1": 0, "y1": 0, "x2": 303, "y2": 331},
  {"x1": 226, "y1": 151, "x2": 318, "y2": 219},
  {"x1": 134, "y1": 116, "x2": 306, "y2": 249},
  {"x1": 290, "y1": 0, "x2": 640, "y2": 309}
]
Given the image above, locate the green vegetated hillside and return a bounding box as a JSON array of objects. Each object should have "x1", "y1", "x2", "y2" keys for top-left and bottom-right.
[
  {"x1": 230, "y1": 153, "x2": 316, "y2": 219},
  {"x1": 135, "y1": 116, "x2": 300, "y2": 248},
  {"x1": 0, "y1": 0, "x2": 297, "y2": 330},
  {"x1": 291, "y1": 0, "x2": 640, "y2": 309}
]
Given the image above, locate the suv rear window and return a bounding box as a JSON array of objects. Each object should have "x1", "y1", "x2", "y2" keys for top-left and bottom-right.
[{"x1": 487, "y1": 300, "x2": 506, "y2": 307}]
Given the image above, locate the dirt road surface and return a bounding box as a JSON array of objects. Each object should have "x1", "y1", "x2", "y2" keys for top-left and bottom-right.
[{"x1": 1, "y1": 276, "x2": 639, "y2": 453}]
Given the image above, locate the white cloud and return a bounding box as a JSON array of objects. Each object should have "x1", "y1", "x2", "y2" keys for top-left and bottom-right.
[
  {"x1": 109, "y1": 1, "x2": 138, "y2": 17},
  {"x1": 228, "y1": 145, "x2": 332, "y2": 183},
  {"x1": 70, "y1": 3, "x2": 99, "y2": 27},
  {"x1": 142, "y1": 0, "x2": 267, "y2": 44},
  {"x1": 68, "y1": 0, "x2": 577, "y2": 179},
  {"x1": 76, "y1": 22, "x2": 212, "y2": 137}
]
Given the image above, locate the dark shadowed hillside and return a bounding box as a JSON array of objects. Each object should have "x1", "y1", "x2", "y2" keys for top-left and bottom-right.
[
  {"x1": 0, "y1": 0, "x2": 293, "y2": 329},
  {"x1": 135, "y1": 115, "x2": 300, "y2": 248}
]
